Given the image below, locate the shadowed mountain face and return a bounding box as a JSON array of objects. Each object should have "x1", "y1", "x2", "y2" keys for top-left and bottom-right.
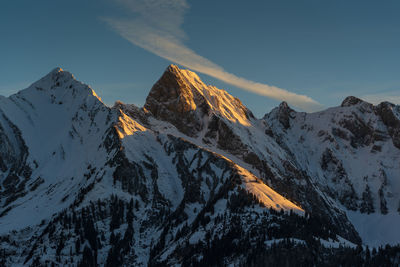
[{"x1": 0, "y1": 65, "x2": 399, "y2": 266}]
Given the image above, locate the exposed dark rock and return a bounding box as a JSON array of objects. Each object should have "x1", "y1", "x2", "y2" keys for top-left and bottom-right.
[
  {"x1": 331, "y1": 127, "x2": 349, "y2": 141},
  {"x1": 144, "y1": 65, "x2": 253, "y2": 138},
  {"x1": 144, "y1": 65, "x2": 208, "y2": 136},
  {"x1": 339, "y1": 113, "x2": 373, "y2": 148},
  {"x1": 341, "y1": 96, "x2": 365, "y2": 107},
  {"x1": 276, "y1": 101, "x2": 295, "y2": 129},
  {"x1": 111, "y1": 150, "x2": 149, "y2": 202},
  {"x1": 0, "y1": 113, "x2": 31, "y2": 208},
  {"x1": 376, "y1": 101, "x2": 400, "y2": 149},
  {"x1": 204, "y1": 115, "x2": 247, "y2": 154},
  {"x1": 320, "y1": 148, "x2": 359, "y2": 210}
]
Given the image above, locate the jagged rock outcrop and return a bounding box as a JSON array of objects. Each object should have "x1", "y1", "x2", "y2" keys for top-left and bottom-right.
[
  {"x1": 341, "y1": 96, "x2": 366, "y2": 107},
  {"x1": 275, "y1": 101, "x2": 295, "y2": 129},
  {"x1": 144, "y1": 65, "x2": 208, "y2": 136},
  {"x1": 376, "y1": 101, "x2": 400, "y2": 149},
  {"x1": 144, "y1": 65, "x2": 254, "y2": 137}
]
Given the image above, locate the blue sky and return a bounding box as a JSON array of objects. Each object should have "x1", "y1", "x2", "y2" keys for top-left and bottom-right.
[{"x1": 1, "y1": 0, "x2": 399, "y2": 116}]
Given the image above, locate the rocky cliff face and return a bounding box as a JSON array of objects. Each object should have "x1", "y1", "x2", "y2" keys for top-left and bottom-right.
[
  {"x1": 144, "y1": 65, "x2": 254, "y2": 138},
  {"x1": 0, "y1": 66, "x2": 399, "y2": 266},
  {"x1": 375, "y1": 101, "x2": 400, "y2": 149}
]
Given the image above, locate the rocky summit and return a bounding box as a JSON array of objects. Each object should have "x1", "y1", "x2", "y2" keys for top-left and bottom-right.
[{"x1": 0, "y1": 65, "x2": 399, "y2": 266}]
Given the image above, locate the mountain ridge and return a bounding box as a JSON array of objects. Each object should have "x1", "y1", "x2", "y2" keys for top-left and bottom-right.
[{"x1": 0, "y1": 65, "x2": 399, "y2": 266}]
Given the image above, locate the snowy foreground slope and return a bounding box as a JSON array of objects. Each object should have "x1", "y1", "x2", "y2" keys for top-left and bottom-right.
[{"x1": 0, "y1": 66, "x2": 399, "y2": 266}]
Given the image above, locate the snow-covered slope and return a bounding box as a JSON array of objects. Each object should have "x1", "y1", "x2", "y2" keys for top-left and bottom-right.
[
  {"x1": 0, "y1": 68, "x2": 117, "y2": 233},
  {"x1": 0, "y1": 67, "x2": 312, "y2": 266},
  {"x1": 264, "y1": 96, "x2": 400, "y2": 246},
  {"x1": 129, "y1": 65, "x2": 363, "y2": 244},
  {"x1": 130, "y1": 66, "x2": 399, "y2": 247},
  {"x1": 0, "y1": 66, "x2": 399, "y2": 266}
]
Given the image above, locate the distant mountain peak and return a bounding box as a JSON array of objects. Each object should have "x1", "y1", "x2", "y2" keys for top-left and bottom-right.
[
  {"x1": 44, "y1": 66, "x2": 73, "y2": 81},
  {"x1": 50, "y1": 66, "x2": 64, "y2": 73},
  {"x1": 278, "y1": 101, "x2": 293, "y2": 112},
  {"x1": 29, "y1": 67, "x2": 74, "y2": 90},
  {"x1": 19, "y1": 67, "x2": 103, "y2": 104},
  {"x1": 341, "y1": 96, "x2": 366, "y2": 107}
]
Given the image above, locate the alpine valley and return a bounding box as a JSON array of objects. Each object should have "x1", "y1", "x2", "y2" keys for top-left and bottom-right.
[{"x1": 0, "y1": 65, "x2": 399, "y2": 266}]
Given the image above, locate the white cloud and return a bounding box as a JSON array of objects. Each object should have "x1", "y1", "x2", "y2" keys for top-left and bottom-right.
[{"x1": 104, "y1": 0, "x2": 322, "y2": 112}]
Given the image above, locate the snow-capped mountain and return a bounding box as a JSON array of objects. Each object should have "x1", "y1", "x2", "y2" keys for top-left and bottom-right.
[
  {"x1": 0, "y1": 66, "x2": 399, "y2": 266},
  {"x1": 264, "y1": 96, "x2": 400, "y2": 246}
]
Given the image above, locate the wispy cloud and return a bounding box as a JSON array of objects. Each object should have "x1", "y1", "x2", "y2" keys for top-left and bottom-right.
[{"x1": 103, "y1": 0, "x2": 322, "y2": 111}]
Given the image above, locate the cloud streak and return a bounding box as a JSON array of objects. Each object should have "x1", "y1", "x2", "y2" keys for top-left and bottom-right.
[{"x1": 104, "y1": 0, "x2": 322, "y2": 111}]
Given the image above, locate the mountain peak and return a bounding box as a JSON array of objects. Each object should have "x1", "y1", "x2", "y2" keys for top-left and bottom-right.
[
  {"x1": 144, "y1": 65, "x2": 200, "y2": 112},
  {"x1": 341, "y1": 96, "x2": 365, "y2": 107},
  {"x1": 31, "y1": 67, "x2": 76, "y2": 89},
  {"x1": 165, "y1": 64, "x2": 202, "y2": 82},
  {"x1": 144, "y1": 65, "x2": 253, "y2": 136},
  {"x1": 165, "y1": 64, "x2": 181, "y2": 74},
  {"x1": 278, "y1": 101, "x2": 292, "y2": 111},
  {"x1": 14, "y1": 67, "x2": 103, "y2": 106},
  {"x1": 268, "y1": 101, "x2": 295, "y2": 129},
  {"x1": 50, "y1": 66, "x2": 64, "y2": 74}
]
